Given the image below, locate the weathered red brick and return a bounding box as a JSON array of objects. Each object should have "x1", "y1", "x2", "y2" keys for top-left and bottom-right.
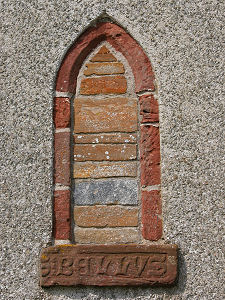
[
  {"x1": 54, "y1": 132, "x2": 70, "y2": 185},
  {"x1": 54, "y1": 190, "x2": 71, "y2": 240},
  {"x1": 142, "y1": 215, "x2": 162, "y2": 241},
  {"x1": 56, "y1": 22, "x2": 155, "y2": 93},
  {"x1": 141, "y1": 190, "x2": 162, "y2": 241},
  {"x1": 139, "y1": 94, "x2": 159, "y2": 123},
  {"x1": 80, "y1": 76, "x2": 127, "y2": 95},
  {"x1": 54, "y1": 97, "x2": 70, "y2": 128},
  {"x1": 140, "y1": 126, "x2": 161, "y2": 186},
  {"x1": 142, "y1": 190, "x2": 162, "y2": 215}
]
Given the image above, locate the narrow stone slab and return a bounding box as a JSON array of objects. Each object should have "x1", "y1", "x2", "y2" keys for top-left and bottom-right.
[
  {"x1": 75, "y1": 228, "x2": 139, "y2": 244},
  {"x1": 84, "y1": 62, "x2": 125, "y2": 76},
  {"x1": 40, "y1": 244, "x2": 178, "y2": 286},
  {"x1": 74, "y1": 161, "x2": 137, "y2": 178},
  {"x1": 74, "y1": 206, "x2": 138, "y2": 227},
  {"x1": 74, "y1": 144, "x2": 136, "y2": 161},
  {"x1": 74, "y1": 98, "x2": 137, "y2": 133},
  {"x1": 74, "y1": 178, "x2": 138, "y2": 205},
  {"x1": 74, "y1": 133, "x2": 137, "y2": 144}
]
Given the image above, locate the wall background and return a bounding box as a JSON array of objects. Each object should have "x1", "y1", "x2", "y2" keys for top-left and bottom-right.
[{"x1": 1, "y1": 0, "x2": 224, "y2": 299}]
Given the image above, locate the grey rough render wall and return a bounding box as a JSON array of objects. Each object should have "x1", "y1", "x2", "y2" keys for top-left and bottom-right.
[{"x1": 1, "y1": 0, "x2": 224, "y2": 299}]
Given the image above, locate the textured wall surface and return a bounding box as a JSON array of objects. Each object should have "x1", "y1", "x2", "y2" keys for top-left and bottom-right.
[{"x1": 1, "y1": 0, "x2": 224, "y2": 299}]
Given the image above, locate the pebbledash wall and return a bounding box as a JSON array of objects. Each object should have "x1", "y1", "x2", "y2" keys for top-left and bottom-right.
[{"x1": 1, "y1": 1, "x2": 224, "y2": 299}]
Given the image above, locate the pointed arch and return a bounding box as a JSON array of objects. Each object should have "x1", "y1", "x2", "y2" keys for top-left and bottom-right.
[
  {"x1": 53, "y1": 20, "x2": 162, "y2": 243},
  {"x1": 55, "y1": 22, "x2": 155, "y2": 94}
]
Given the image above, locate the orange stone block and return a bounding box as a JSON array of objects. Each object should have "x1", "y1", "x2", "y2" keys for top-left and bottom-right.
[
  {"x1": 74, "y1": 144, "x2": 137, "y2": 161},
  {"x1": 80, "y1": 76, "x2": 127, "y2": 95},
  {"x1": 74, "y1": 98, "x2": 137, "y2": 133},
  {"x1": 74, "y1": 161, "x2": 137, "y2": 178},
  {"x1": 74, "y1": 228, "x2": 139, "y2": 244},
  {"x1": 84, "y1": 62, "x2": 124, "y2": 76},
  {"x1": 74, "y1": 206, "x2": 138, "y2": 227},
  {"x1": 74, "y1": 133, "x2": 137, "y2": 144},
  {"x1": 90, "y1": 46, "x2": 117, "y2": 62}
]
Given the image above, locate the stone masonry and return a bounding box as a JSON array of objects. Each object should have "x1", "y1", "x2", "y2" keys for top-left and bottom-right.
[
  {"x1": 73, "y1": 44, "x2": 139, "y2": 243},
  {"x1": 53, "y1": 23, "x2": 163, "y2": 244},
  {"x1": 44, "y1": 20, "x2": 178, "y2": 287}
]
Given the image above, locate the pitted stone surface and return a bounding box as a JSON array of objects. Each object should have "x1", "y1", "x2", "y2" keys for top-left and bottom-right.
[{"x1": 74, "y1": 178, "x2": 138, "y2": 205}]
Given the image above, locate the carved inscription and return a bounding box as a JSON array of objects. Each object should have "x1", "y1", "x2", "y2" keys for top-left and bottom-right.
[
  {"x1": 40, "y1": 245, "x2": 177, "y2": 286},
  {"x1": 42, "y1": 254, "x2": 167, "y2": 278}
]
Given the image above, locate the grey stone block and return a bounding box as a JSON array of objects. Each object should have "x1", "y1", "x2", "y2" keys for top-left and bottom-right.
[{"x1": 74, "y1": 178, "x2": 138, "y2": 205}]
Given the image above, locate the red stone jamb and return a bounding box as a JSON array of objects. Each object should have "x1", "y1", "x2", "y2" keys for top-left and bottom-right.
[{"x1": 53, "y1": 21, "x2": 162, "y2": 242}]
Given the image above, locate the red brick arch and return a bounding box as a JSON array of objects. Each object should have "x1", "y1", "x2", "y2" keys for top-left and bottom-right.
[
  {"x1": 53, "y1": 21, "x2": 162, "y2": 243},
  {"x1": 55, "y1": 22, "x2": 155, "y2": 93}
]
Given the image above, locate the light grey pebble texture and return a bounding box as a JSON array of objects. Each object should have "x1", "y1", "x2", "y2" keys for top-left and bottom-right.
[
  {"x1": 74, "y1": 179, "x2": 138, "y2": 205},
  {"x1": 1, "y1": 0, "x2": 224, "y2": 299}
]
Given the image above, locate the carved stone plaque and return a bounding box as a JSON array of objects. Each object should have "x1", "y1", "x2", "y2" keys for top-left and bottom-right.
[{"x1": 40, "y1": 244, "x2": 177, "y2": 286}]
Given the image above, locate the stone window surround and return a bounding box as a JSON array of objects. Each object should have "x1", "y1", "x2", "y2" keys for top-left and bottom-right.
[{"x1": 53, "y1": 20, "x2": 162, "y2": 245}]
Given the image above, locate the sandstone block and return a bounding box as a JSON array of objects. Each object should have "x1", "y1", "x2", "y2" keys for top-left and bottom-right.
[
  {"x1": 140, "y1": 125, "x2": 161, "y2": 186},
  {"x1": 74, "y1": 161, "x2": 137, "y2": 178},
  {"x1": 80, "y1": 76, "x2": 127, "y2": 95},
  {"x1": 142, "y1": 215, "x2": 162, "y2": 241},
  {"x1": 84, "y1": 62, "x2": 124, "y2": 76},
  {"x1": 74, "y1": 178, "x2": 138, "y2": 205},
  {"x1": 74, "y1": 98, "x2": 137, "y2": 133},
  {"x1": 74, "y1": 228, "x2": 139, "y2": 244},
  {"x1": 54, "y1": 190, "x2": 71, "y2": 240},
  {"x1": 142, "y1": 190, "x2": 162, "y2": 215},
  {"x1": 54, "y1": 132, "x2": 70, "y2": 185},
  {"x1": 74, "y1": 144, "x2": 136, "y2": 161},
  {"x1": 139, "y1": 94, "x2": 159, "y2": 123},
  {"x1": 74, "y1": 205, "x2": 138, "y2": 227},
  {"x1": 40, "y1": 244, "x2": 178, "y2": 286},
  {"x1": 90, "y1": 46, "x2": 117, "y2": 62},
  {"x1": 74, "y1": 133, "x2": 137, "y2": 144},
  {"x1": 54, "y1": 97, "x2": 70, "y2": 128}
]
